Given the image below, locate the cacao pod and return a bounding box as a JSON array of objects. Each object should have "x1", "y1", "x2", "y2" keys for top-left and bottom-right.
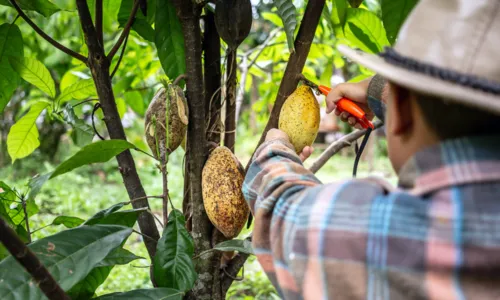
[
  {"x1": 202, "y1": 146, "x2": 249, "y2": 238},
  {"x1": 278, "y1": 85, "x2": 320, "y2": 153},
  {"x1": 215, "y1": 0, "x2": 253, "y2": 50},
  {"x1": 145, "y1": 85, "x2": 188, "y2": 158}
]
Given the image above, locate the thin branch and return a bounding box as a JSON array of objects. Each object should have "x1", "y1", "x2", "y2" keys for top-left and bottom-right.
[
  {"x1": 110, "y1": 34, "x2": 129, "y2": 79},
  {"x1": 246, "y1": 29, "x2": 280, "y2": 69},
  {"x1": 96, "y1": 0, "x2": 103, "y2": 46},
  {"x1": 91, "y1": 103, "x2": 105, "y2": 140},
  {"x1": 309, "y1": 120, "x2": 383, "y2": 173},
  {"x1": 7, "y1": 0, "x2": 86, "y2": 63},
  {"x1": 21, "y1": 196, "x2": 31, "y2": 243},
  {"x1": 73, "y1": 98, "x2": 99, "y2": 108},
  {"x1": 0, "y1": 217, "x2": 70, "y2": 300},
  {"x1": 173, "y1": 74, "x2": 187, "y2": 86},
  {"x1": 108, "y1": 0, "x2": 140, "y2": 61},
  {"x1": 125, "y1": 195, "x2": 164, "y2": 205},
  {"x1": 133, "y1": 147, "x2": 158, "y2": 161}
]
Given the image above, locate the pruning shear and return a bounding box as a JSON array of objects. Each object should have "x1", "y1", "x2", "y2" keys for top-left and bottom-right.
[{"x1": 299, "y1": 75, "x2": 374, "y2": 130}]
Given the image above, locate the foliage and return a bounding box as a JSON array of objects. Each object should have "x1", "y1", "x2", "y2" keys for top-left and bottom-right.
[{"x1": 0, "y1": 0, "x2": 414, "y2": 298}]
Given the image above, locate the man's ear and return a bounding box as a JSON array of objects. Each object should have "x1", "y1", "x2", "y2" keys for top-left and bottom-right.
[{"x1": 388, "y1": 83, "x2": 413, "y2": 136}]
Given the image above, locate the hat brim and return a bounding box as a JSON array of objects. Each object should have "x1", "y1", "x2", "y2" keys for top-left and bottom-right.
[{"x1": 337, "y1": 44, "x2": 500, "y2": 115}]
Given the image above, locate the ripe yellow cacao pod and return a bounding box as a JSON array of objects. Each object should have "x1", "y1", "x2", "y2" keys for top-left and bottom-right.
[
  {"x1": 202, "y1": 146, "x2": 249, "y2": 238},
  {"x1": 278, "y1": 85, "x2": 320, "y2": 153}
]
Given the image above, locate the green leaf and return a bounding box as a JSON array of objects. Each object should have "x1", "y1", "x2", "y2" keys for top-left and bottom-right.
[
  {"x1": 124, "y1": 90, "x2": 145, "y2": 115},
  {"x1": 63, "y1": 104, "x2": 94, "y2": 147},
  {"x1": 0, "y1": 23, "x2": 23, "y2": 113},
  {"x1": 0, "y1": 225, "x2": 132, "y2": 300},
  {"x1": 381, "y1": 0, "x2": 418, "y2": 44},
  {"x1": 97, "y1": 247, "x2": 144, "y2": 267},
  {"x1": 344, "y1": 8, "x2": 390, "y2": 54},
  {"x1": 273, "y1": 0, "x2": 297, "y2": 52},
  {"x1": 213, "y1": 239, "x2": 254, "y2": 255},
  {"x1": 7, "y1": 102, "x2": 49, "y2": 162},
  {"x1": 9, "y1": 56, "x2": 56, "y2": 98},
  {"x1": 27, "y1": 172, "x2": 52, "y2": 201},
  {"x1": 50, "y1": 140, "x2": 136, "y2": 178},
  {"x1": 119, "y1": 0, "x2": 154, "y2": 42},
  {"x1": 331, "y1": 0, "x2": 347, "y2": 38},
  {"x1": 95, "y1": 288, "x2": 183, "y2": 300},
  {"x1": 116, "y1": 97, "x2": 127, "y2": 119},
  {"x1": 85, "y1": 209, "x2": 143, "y2": 228},
  {"x1": 52, "y1": 215, "x2": 85, "y2": 228},
  {"x1": 0, "y1": 0, "x2": 60, "y2": 17},
  {"x1": 153, "y1": 209, "x2": 197, "y2": 292},
  {"x1": 68, "y1": 266, "x2": 113, "y2": 300},
  {"x1": 155, "y1": 0, "x2": 186, "y2": 81},
  {"x1": 57, "y1": 79, "x2": 97, "y2": 106}
]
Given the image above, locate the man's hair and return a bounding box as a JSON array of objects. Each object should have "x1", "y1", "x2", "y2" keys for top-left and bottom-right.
[{"x1": 415, "y1": 93, "x2": 500, "y2": 139}]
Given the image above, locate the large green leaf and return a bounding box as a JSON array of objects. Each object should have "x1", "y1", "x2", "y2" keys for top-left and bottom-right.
[
  {"x1": 97, "y1": 247, "x2": 144, "y2": 267},
  {"x1": 119, "y1": 0, "x2": 154, "y2": 42},
  {"x1": 0, "y1": 23, "x2": 23, "y2": 113},
  {"x1": 0, "y1": 225, "x2": 132, "y2": 300},
  {"x1": 50, "y1": 140, "x2": 136, "y2": 178},
  {"x1": 0, "y1": 0, "x2": 60, "y2": 17},
  {"x1": 52, "y1": 215, "x2": 85, "y2": 228},
  {"x1": 9, "y1": 56, "x2": 56, "y2": 98},
  {"x1": 7, "y1": 102, "x2": 49, "y2": 162},
  {"x1": 124, "y1": 90, "x2": 145, "y2": 115},
  {"x1": 69, "y1": 266, "x2": 113, "y2": 300},
  {"x1": 153, "y1": 209, "x2": 197, "y2": 292},
  {"x1": 381, "y1": 0, "x2": 418, "y2": 44},
  {"x1": 213, "y1": 239, "x2": 254, "y2": 255},
  {"x1": 331, "y1": 0, "x2": 347, "y2": 38},
  {"x1": 155, "y1": 0, "x2": 185, "y2": 81},
  {"x1": 273, "y1": 0, "x2": 297, "y2": 52},
  {"x1": 95, "y1": 288, "x2": 183, "y2": 300},
  {"x1": 57, "y1": 79, "x2": 97, "y2": 106},
  {"x1": 344, "y1": 8, "x2": 389, "y2": 54},
  {"x1": 68, "y1": 204, "x2": 142, "y2": 299}
]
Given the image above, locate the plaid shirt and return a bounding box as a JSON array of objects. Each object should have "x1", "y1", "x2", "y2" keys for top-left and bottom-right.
[{"x1": 243, "y1": 135, "x2": 500, "y2": 300}]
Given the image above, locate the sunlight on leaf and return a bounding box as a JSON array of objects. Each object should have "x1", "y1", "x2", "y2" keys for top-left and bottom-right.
[
  {"x1": 9, "y1": 56, "x2": 56, "y2": 98},
  {"x1": 343, "y1": 8, "x2": 389, "y2": 54},
  {"x1": 7, "y1": 102, "x2": 49, "y2": 163}
]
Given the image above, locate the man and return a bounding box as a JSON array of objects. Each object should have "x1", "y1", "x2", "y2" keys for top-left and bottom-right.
[{"x1": 242, "y1": 0, "x2": 500, "y2": 299}]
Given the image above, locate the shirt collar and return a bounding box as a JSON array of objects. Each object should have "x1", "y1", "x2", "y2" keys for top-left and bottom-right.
[{"x1": 398, "y1": 135, "x2": 500, "y2": 196}]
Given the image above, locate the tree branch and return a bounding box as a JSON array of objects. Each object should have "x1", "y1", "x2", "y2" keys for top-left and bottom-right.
[
  {"x1": 76, "y1": 0, "x2": 160, "y2": 259},
  {"x1": 224, "y1": 51, "x2": 237, "y2": 152},
  {"x1": 245, "y1": 0, "x2": 326, "y2": 172},
  {"x1": 110, "y1": 34, "x2": 129, "y2": 79},
  {"x1": 96, "y1": 0, "x2": 103, "y2": 46},
  {"x1": 7, "y1": 0, "x2": 87, "y2": 63},
  {"x1": 204, "y1": 10, "x2": 222, "y2": 145},
  {"x1": 309, "y1": 120, "x2": 383, "y2": 173},
  {"x1": 107, "y1": 0, "x2": 140, "y2": 61},
  {"x1": 0, "y1": 217, "x2": 70, "y2": 300}
]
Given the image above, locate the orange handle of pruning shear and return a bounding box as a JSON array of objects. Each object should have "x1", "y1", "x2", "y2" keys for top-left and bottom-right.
[{"x1": 317, "y1": 85, "x2": 374, "y2": 129}]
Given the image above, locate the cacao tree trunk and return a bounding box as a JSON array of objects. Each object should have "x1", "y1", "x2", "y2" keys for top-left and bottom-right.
[{"x1": 172, "y1": 2, "x2": 220, "y2": 299}]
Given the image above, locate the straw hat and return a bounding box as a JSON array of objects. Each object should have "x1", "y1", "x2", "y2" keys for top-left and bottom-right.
[{"x1": 338, "y1": 0, "x2": 500, "y2": 114}]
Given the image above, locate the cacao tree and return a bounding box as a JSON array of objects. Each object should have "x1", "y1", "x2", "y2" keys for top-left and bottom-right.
[{"x1": 0, "y1": 0, "x2": 418, "y2": 299}]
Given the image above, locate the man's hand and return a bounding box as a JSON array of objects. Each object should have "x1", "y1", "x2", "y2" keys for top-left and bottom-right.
[
  {"x1": 326, "y1": 77, "x2": 374, "y2": 130},
  {"x1": 265, "y1": 129, "x2": 313, "y2": 162}
]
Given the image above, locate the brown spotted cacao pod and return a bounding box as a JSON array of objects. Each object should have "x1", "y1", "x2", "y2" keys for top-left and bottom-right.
[{"x1": 145, "y1": 85, "x2": 188, "y2": 158}]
